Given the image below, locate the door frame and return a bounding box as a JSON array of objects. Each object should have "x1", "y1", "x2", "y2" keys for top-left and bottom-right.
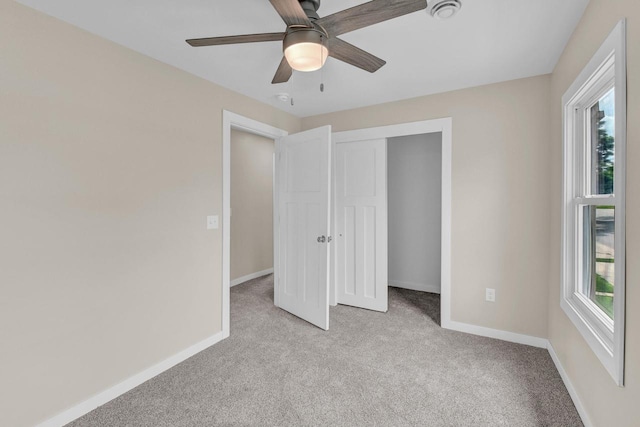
[
  {"x1": 222, "y1": 110, "x2": 288, "y2": 338},
  {"x1": 332, "y1": 118, "x2": 453, "y2": 328}
]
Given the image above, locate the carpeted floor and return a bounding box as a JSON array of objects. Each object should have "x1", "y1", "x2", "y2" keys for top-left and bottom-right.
[{"x1": 69, "y1": 274, "x2": 582, "y2": 426}]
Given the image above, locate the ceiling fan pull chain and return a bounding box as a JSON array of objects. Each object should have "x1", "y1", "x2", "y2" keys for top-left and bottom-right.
[{"x1": 320, "y1": 35, "x2": 325, "y2": 93}]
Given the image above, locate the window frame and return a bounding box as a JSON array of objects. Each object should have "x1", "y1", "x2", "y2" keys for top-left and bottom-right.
[{"x1": 561, "y1": 20, "x2": 627, "y2": 386}]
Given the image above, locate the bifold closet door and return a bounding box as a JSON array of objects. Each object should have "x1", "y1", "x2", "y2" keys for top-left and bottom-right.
[{"x1": 335, "y1": 138, "x2": 388, "y2": 312}]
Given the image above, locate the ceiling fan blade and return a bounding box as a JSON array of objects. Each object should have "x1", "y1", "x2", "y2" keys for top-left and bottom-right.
[
  {"x1": 269, "y1": 0, "x2": 313, "y2": 28},
  {"x1": 328, "y1": 38, "x2": 386, "y2": 73},
  {"x1": 317, "y1": 0, "x2": 427, "y2": 37},
  {"x1": 272, "y1": 57, "x2": 293, "y2": 84},
  {"x1": 186, "y1": 32, "x2": 285, "y2": 47}
]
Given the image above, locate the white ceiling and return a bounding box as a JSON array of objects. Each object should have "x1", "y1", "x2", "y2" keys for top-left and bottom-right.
[{"x1": 16, "y1": 0, "x2": 589, "y2": 117}]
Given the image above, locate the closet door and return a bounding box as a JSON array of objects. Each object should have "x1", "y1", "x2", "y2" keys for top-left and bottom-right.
[
  {"x1": 335, "y1": 139, "x2": 388, "y2": 312},
  {"x1": 275, "y1": 126, "x2": 332, "y2": 330}
]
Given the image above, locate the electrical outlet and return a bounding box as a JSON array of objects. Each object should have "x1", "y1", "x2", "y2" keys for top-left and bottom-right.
[{"x1": 486, "y1": 288, "x2": 496, "y2": 302}]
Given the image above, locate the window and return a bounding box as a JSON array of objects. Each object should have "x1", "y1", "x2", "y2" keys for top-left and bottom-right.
[{"x1": 562, "y1": 20, "x2": 626, "y2": 386}]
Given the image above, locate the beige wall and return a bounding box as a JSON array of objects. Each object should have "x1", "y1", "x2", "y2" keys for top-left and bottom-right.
[
  {"x1": 5, "y1": 0, "x2": 639, "y2": 425},
  {"x1": 548, "y1": 1, "x2": 640, "y2": 426},
  {"x1": 230, "y1": 130, "x2": 274, "y2": 281},
  {"x1": 0, "y1": 1, "x2": 300, "y2": 426},
  {"x1": 304, "y1": 75, "x2": 552, "y2": 339}
]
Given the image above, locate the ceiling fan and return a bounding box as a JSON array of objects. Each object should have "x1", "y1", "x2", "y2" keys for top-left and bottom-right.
[{"x1": 186, "y1": 0, "x2": 428, "y2": 84}]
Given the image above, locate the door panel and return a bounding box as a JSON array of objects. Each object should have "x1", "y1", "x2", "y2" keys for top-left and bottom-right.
[
  {"x1": 276, "y1": 126, "x2": 331, "y2": 330},
  {"x1": 363, "y1": 206, "x2": 376, "y2": 298},
  {"x1": 335, "y1": 139, "x2": 388, "y2": 312}
]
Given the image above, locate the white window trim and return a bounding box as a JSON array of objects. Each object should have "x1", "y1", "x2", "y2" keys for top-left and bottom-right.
[{"x1": 561, "y1": 19, "x2": 627, "y2": 386}]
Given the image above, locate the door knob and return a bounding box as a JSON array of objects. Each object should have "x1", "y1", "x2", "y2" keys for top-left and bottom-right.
[{"x1": 317, "y1": 236, "x2": 326, "y2": 243}]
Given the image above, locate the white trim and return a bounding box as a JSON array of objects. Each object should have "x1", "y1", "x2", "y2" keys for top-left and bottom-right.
[
  {"x1": 36, "y1": 332, "x2": 224, "y2": 427},
  {"x1": 332, "y1": 118, "x2": 452, "y2": 144},
  {"x1": 440, "y1": 121, "x2": 453, "y2": 329},
  {"x1": 447, "y1": 320, "x2": 548, "y2": 348},
  {"x1": 439, "y1": 320, "x2": 593, "y2": 426},
  {"x1": 222, "y1": 110, "x2": 288, "y2": 339},
  {"x1": 273, "y1": 152, "x2": 278, "y2": 308},
  {"x1": 389, "y1": 280, "x2": 441, "y2": 294},
  {"x1": 560, "y1": 20, "x2": 626, "y2": 385},
  {"x1": 230, "y1": 268, "x2": 274, "y2": 287},
  {"x1": 547, "y1": 342, "x2": 594, "y2": 427},
  {"x1": 331, "y1": 117, "x2": 453, "y2": 328}
]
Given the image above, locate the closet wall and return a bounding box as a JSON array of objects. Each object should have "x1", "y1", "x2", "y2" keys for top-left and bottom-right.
[{"x1": 388, "y1": 133, "x2": 442, "y2": 293}]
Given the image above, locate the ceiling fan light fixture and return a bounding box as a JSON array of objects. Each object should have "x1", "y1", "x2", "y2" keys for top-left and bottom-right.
[
  {"x1": 187, "y1": 0, "x2": 422, "y2": 83},
  {"x1": 283, "y1": 29, "x2": 328, "y2": 72}
]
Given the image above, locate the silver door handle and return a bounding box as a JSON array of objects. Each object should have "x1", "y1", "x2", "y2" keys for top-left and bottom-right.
[{"x1": 317, "y1": 236, "x2": 326, "y2": 243}]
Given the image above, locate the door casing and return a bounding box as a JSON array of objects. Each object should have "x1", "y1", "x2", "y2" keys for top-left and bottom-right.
[{"x1": 222, "y1": 110, "x2": 288, "y2": 339}]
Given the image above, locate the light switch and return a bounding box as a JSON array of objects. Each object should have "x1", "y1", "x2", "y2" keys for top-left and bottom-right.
[
  {"x1": 207, "y1": 215, "x2": 219, "y2": 230},
  {"x1": 485, "y1": 288, "x2": 496, "y2": 302}
]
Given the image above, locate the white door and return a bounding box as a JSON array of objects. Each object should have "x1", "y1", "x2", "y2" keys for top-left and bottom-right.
[
  {"x1": 335, "y1": 139, "x2": 388, "y2": 312},
  {"x1": 275, "y1": 126, "x2": 332, "y2": 330}
]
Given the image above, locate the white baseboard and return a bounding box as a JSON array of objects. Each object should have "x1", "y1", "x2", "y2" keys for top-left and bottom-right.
[
  {"x1": 389, "y1": 280, "x2": 441, "y2": 294},
  {"x1": 36, "y1": 331, "x2": 225, "y2": 427},
  {"x1": 443, "y1": 321, "x2": 590, "y2": 426},
  {"x1": 443, "y1": 320, "x2": 548, "y2": 348},
  {"x1": 230, "y1": 268, "x2": 273, "y2": 287},
  {"x1": 547, "y1": 342, "x2": 593, "y2": 427},
  {"x1": 33, "y1": 312, "x2": 589, "y2": 427}
]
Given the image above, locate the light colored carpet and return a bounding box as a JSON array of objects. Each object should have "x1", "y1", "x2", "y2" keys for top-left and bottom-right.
[{"x1": 68, "y1": 274, "x2": 582, "y2": 426}]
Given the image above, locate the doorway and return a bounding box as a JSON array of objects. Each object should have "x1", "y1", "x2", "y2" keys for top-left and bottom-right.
[
  {"x1": 387, "y1": 133, "x2": 442, "y2": 295},
  {"x1": 229, "y1": 129, "x2": 275, "y2": 287},
  {"x1": 222, "y1": 111, "x2": 288, "y2": 338}
]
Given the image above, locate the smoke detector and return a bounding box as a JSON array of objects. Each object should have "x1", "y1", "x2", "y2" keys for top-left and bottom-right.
[
  {"x1": 275, "y1": 93, "x2": 290, "y2": 103},
  {"x1": 427, "y1": 0, "x2": 462, "y2": 19}
]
